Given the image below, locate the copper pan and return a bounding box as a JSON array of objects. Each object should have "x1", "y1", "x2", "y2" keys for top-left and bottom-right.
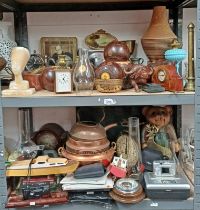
[
  {"x1": 66, "y1": 136, "x2": 110, "y2": 153},
  {"x1": 58, "y1": 142, "x2": 116, "y2": 165}
]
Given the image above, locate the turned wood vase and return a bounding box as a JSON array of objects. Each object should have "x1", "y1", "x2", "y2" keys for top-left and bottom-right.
[{"x1": 141, "y1": 6, "x2": 177, "y2": 62}]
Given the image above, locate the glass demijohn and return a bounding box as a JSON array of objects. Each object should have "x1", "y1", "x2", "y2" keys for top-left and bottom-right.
[
  {"x1": 73, "y1": 48, "x2": 95, "y2": 95},
  {"x1": 18, "y1": 108, "x2": 37, "y2": 160}
]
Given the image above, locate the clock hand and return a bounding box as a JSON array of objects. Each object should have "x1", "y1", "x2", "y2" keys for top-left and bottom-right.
[{"x1": 63, "y1": 78, "x2": 67, "y2": 83}]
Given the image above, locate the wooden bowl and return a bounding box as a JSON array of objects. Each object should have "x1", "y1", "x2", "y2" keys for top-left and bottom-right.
[
  {"x1": 0, "y1": 57, "x2": 7, "y2": 71},
  {"x1": 23, "y1": 72, "x2": 43, "y2": 91}
]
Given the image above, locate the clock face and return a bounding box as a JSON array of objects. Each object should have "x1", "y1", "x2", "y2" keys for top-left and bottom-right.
[
  {"x1": 55, "y1": 71, "x2": 72, "y2": 93},
  {"x1": 157, "y1": 69, "x2": 166, "y2": 82}
]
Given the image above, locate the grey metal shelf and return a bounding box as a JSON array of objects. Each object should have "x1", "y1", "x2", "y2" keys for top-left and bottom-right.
[
  {"x1": 7, "y1": 198, "x2": 194, "y2": 210},
  {"x1": 1, "y1": 91, "x2": 195, "y2": 107},
  {"x1": 0, "y1": 0, "x2": 198, "y2": 210}
]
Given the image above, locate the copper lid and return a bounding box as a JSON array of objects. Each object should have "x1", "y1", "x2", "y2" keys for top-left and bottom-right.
[{"x1": 70, "y1": 121, "x2": 107, "y2": 141}]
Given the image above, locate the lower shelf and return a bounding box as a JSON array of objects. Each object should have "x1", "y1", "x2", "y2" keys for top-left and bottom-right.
[
  {"x1": 117, "y1": 198, "x2": 194, "y2": 210},
  {"x1": 6, "y1": 198, "x2": 194, "y2": 210}
]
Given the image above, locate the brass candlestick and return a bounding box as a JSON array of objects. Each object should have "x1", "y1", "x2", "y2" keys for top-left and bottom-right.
[{"x1": 185, "y1": 23, "x2": 195, "y2": 91}]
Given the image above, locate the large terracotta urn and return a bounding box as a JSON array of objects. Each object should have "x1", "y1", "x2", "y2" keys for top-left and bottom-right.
[{"x1": 141, "y1": 6, "x2": 177, "y2": 62}]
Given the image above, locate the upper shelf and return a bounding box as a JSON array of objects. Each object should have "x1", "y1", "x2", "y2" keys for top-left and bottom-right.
[
  {"x1": 1, "y1": 90, "x2": 195, "y2": 107},
  {"x1": 0, "y1": 0, "x2": 197, "y2": 12},
  {"x1": 15, "y1": 0, "x2": 174, "y2": 3}
]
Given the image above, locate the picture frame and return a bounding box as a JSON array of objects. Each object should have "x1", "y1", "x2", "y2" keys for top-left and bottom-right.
[
  {"x1": 55, "y1": 70, "x2": 72, "y2": 93},
  {"x1": 40, "y1": 37, "x2": 78, "y2": 64}
]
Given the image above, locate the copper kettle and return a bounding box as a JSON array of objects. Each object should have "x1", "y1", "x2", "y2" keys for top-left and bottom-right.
[
  {"x1": 58, "y1": 109, "x2": 117, "y2": 165},
  {"x1": 69, "y1": 108, "x2": 117, "y2": 141}
]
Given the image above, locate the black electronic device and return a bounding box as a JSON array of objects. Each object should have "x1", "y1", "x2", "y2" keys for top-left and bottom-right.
[{"x1": 142, "y1": 148, "x2": 164, "y2": 171}]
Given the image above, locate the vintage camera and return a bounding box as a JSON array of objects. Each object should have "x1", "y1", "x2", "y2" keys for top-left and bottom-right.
[{"x1": 153, "y1": 160, "x2": 176, "y2": 177}]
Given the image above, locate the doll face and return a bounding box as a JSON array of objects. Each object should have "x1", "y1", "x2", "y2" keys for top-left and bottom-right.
[{"x1": 147, "y1": 108, "x2": 171, "y2": 128}]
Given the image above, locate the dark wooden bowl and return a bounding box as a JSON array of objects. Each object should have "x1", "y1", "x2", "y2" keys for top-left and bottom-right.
[{"x1": 0, "y1": 57, "x2": 7, "y2": 71}]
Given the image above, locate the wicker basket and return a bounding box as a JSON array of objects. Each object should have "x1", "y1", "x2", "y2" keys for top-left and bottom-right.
[{"x1": 95, "y1": 79, "x2": 123, "y2": 93}]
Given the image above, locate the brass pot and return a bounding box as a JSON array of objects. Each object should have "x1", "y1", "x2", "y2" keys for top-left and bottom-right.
[{"x1": 58, "y1": 142, "x2": 116, "y2": 165}]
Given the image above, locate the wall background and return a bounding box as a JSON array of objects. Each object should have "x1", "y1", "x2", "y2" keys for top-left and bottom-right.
[{"x1": 2, "y1": 8, "x2": 196, "y2": 146}]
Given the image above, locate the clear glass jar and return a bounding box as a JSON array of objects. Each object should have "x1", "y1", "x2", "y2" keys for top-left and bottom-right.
[{"x1": 73, "y1": 48, "x2": 95, "y2": 95}]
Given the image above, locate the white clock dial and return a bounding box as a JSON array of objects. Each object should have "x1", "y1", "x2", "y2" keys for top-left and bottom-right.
[
  {"x1": 157, "y1": 69, "x2": 166, "y2": 82},
  {"x1": 55, "y1": 71, "x2": 72, "y2": 93}
]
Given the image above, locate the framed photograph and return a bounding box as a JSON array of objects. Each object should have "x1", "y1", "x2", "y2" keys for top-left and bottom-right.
[
  {"x1": 55, "y1": 70, "x2": 72, "y2": 93},
  {"x1": 40, "y1": 37, "x2": 78, "y2": 65}
]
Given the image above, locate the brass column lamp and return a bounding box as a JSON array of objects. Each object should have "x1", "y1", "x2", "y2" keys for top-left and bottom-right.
[{"x1": 185, "y1": 23, "x2": 195, "y2": 91}]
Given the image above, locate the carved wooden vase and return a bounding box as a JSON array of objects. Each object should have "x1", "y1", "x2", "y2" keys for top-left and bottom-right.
[{"x1": 141, "y1": 6, "x2": 177, "y2": 62}]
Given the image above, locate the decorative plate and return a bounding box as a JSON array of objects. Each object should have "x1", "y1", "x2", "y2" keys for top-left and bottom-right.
[{"x1": 85, "y1": 29, "x2": 117, "y2": 50}]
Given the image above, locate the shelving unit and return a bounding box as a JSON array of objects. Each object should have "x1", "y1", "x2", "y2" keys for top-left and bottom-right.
[{"x1": 0, "y1": 0, "x2": 199, "y2": 210}]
